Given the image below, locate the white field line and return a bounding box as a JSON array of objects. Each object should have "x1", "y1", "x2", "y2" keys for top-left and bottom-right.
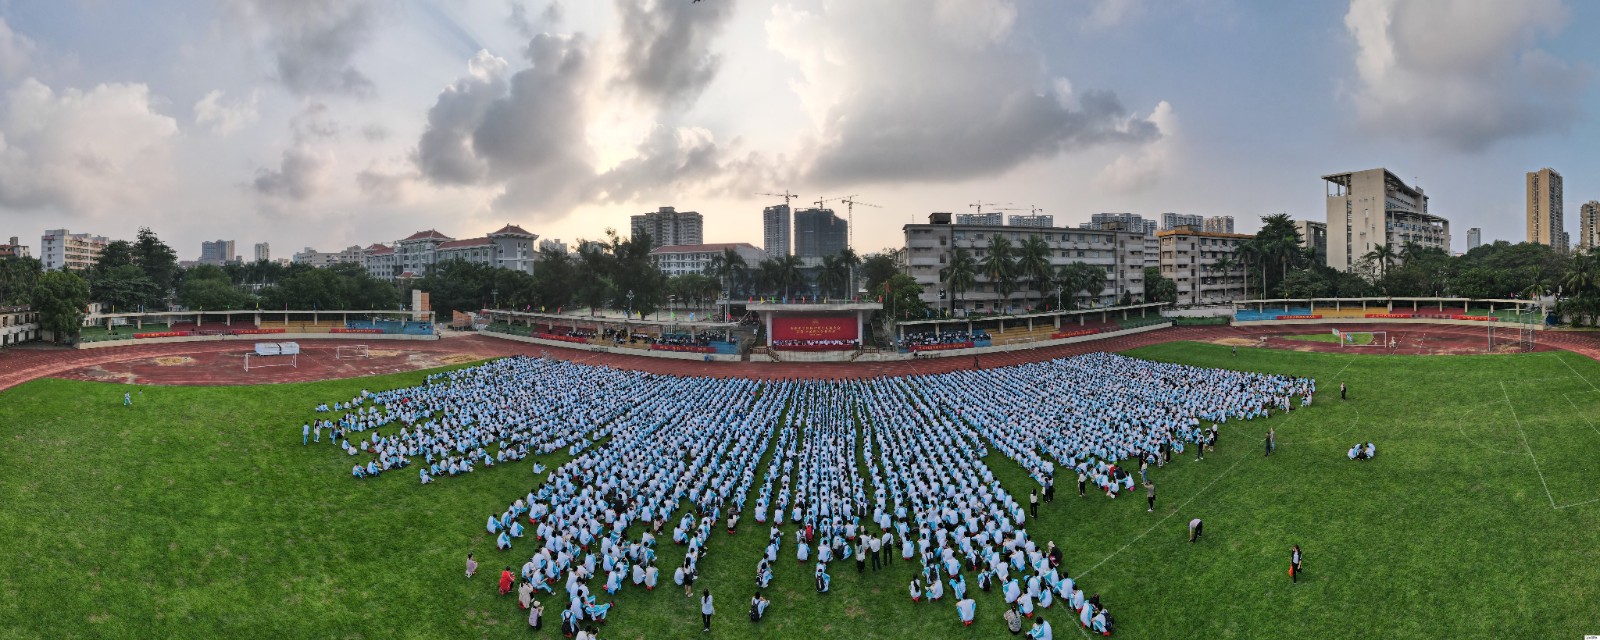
[
  {"x1": 1500, "y1": 381, "x2": 1556, "y2": 509},
  {"x1": 1077, "y1": 455, "x2": 1246, "y2": 580},
  {"x1": 1554, "y1": 352, "x2": 1600, "y2": 394}
]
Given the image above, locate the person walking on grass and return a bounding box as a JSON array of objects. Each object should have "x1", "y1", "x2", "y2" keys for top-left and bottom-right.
[
  {"x1": 123, "y1": 392, "x2": 132, "y2": 408},
  {"x1": 1340, "y1": 382, "x2": 1347, "y2": 400},
  {"x1": 1029, "y1": 489, "x2": 1039, "y2": 519},
  {"x1": 1145, "y1": 482, "x2": 1156, "y2": 513},
  {"x1": 701, "y1": 589, "x2": 715, "y2": 632},
  {"x1": 1290, "y1": 544, "x2": 1303, "y2": 583}
]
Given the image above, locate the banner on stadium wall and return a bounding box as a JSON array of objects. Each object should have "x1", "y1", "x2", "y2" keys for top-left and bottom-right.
[{"x1": 770, "y1": 316, "x2": 858, "y2": 341}]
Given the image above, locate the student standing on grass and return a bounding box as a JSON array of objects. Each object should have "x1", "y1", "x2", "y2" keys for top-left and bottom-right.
[
  {"x1": 303, "y1": 422, "x2": 310, "y2": 445},
  {"x1": 123, "y1": 392, "x2": 132, "y2": 408},
  {"x1": 528, "y1": 598, "x2": 543, "y2": 630},
  {"x1": 1290, "y1": 544, "x2": 1303, "y2": 583},
  {"x1": 1029, "y1": 489, "x2": 1039, "y2": 518},
  {"x1": 1145, "y1": 482, "x2": 1156, "y2": 512},
  {"x1": 1341, "y1": 382, "x2": 1347, "y2": 400},
  {"x1": 1188, "y1": 518, "x2": 1203, "y2": 543},
  {"x1": 700, "y1": 589, "x2": 714, "y2": 632},
  {"x1": 465, "y1": 553, "x2": 477, "y2": 578},
  {"x1": 1077, "y1": 470, "x2": 1087, "y2": 497},
  {"x1": 1044, "y1": 474, "x2": 1055, "y2": 502}
]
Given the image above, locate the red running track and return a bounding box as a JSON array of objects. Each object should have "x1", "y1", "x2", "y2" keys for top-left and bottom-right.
[{"x1": 2, "y1": 324, "x2": 1598, "y2": 393}]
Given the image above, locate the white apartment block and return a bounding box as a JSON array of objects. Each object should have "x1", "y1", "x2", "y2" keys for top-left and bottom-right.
[
  {"x1": 1157, "y1": 229, "x2": 1251, "y2": 306},
  {"x1": 649, "y1": 243, "x2": 766, "y2": 277},
  {"x1": 904, "y1": 213, "x2": 1147, "y2": 313},
  {"x1": 40, "y1": 229, "x2": 110, "y2": 271}
]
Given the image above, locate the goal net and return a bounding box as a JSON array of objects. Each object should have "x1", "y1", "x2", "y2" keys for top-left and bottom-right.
[
  {"x1": 245, "y1": 342, "x2": 300, "y2": 371},
  {"x1": 336, "y1": 344, "x2": 370, "y2": 360},
  {"x1": 1333, "y1": 329, "x2": 1390, "y2": 349}
]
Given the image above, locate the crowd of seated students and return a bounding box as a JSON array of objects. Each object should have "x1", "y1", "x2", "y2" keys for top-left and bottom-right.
[
  {"x1": 304, "y1": 351, "x2": 1315, "y2": 636},
  {"x1": 902, "y1": 330, "x2": 989, "y2": 349},
  {"x1": 656, "y1": 332, "x2": 728, "y2": 347}
]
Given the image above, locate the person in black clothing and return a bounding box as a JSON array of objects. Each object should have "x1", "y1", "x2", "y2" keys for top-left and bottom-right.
[
  {"x1": 1043, "y1": 475, "x2": 1055, "y2": 503},
  {"x1": 1340, "y1": 382, "x2": 1347, "y2": 400},
  {"x1": 1029, "y1": 489, "x2": 1039, "y2": 518},
  {"x1": 1291, "y1": 544, "x2": 1303, "y2": 583}
]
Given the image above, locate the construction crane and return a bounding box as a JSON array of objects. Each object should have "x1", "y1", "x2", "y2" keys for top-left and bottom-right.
[
  {"x1": 838, "y1": 196, "x2": 880, "y2": 252},
  {"x1": 758, "y1": 191, "x2": 800, "y2": 207},
  {"x1": 969, "y1": 201, "x2": 1001, "y2": 214}
]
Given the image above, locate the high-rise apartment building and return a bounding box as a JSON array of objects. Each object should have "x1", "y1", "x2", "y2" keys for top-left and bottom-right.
[
  {"x1": 1323, "y1": 168, "x2": 1449, "y2": 271},
  {"x1": 40, "y1": 229, "x2": 110, "y2": 271},
  {"x1": 954, "y1": 212, "x2": 1003, "y2": 226},
  {"x1": 1203, "y1": 216, "x2": 1235, "y2": 234},
  {"x1": 904, "y1": 214, "x2": 1147, "y2": 313},
  {"x1": 1007, "y1": 214, "x2": 1055, "y2": 228},
  {"x1": 1085, "y1": 213, "x2": 1158, "y2": 235},
  {"x1": 1579, "y1": 201, "x2": 1599, "y2": 253},
  {"x1": 1467, "y1": 228, "x2": 1482, "y2": 251},
  {"x1": 630, "y1": 207, "x2": 704, "y2": 250},
  {"x1": 1160, "y1": 213, "x2": 1204, "y2": 231},
  {"x1": 538, "y1": 239, "x2": 567, "y2": 254},
  {"x1": 1526, "y1": 168, "x2": 1565, "y2": 250},
  {"x1": 254, "y1": 242, "x2": 270, "y2": 262},
  {"x1": 762, "y1": 204, "x2": 791, "y2": 259},
  {"x1": 794, "y1": 208, "x2": 848, "y2": 264},
  {"x1": 200, "y1": 240, "x2": 237, "y2": 265}
]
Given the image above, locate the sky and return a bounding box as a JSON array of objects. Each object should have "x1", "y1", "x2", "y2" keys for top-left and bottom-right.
[{"x1": 0, "y1": 0, "x2": 1596, "y2": 260}]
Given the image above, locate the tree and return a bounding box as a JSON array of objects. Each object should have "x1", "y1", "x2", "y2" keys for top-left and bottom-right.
[
  {"x1": 860, "y1": 253, "x2": 900, "y2": 295},
  {"x1": 33, "y1": 270, "x2": 90, "y2": 342},
  {"x1": 816, "y1": 254, "x2": 850, "y2": 299},
  {"x1": 704, "y1": 247, "x2": 748, "y2": 301},
  {"x1": 1057, "y1": 262, "x2": 1105, "y2": 309},
  {"x1": 939, "y1": 247, "x2": 978, "y2": 313},
  {"x1": 0, "y1": 257, "x2": 42, "y2": 306},
  {"x1": 1362, "y1": 243, "x2": 1397, "y2": 282},
  {"x1": 532, "y1": 247, "x2": 576, "y2": 310},
  {"x1": 178, "y1": 264, "x2": 253, "y2": 310},
  {"x1": 90, "y1": 264, "x2": 160, "y2": 312},
  {"x1": 1143, "y1": 267, "x2": 1177, "y2": 304},
  {"x1": 837, "y1": 247, "x2": 862, "y2": 297},
  {"x1": 1015, "y1": 234, "x2": 1054, "y2": 309},
  {"x1": 133, "y1": 227, "x2": 179, "y2": 296},
  {"x1": 980, "y1": 235, "x2": 1017, "y2": 312},
  {"x1": 872, "y1": 273, "x2": 925, "y2": 321}
]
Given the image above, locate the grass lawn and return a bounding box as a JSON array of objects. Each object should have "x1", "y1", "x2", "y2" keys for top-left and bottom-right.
[
  {"x1": 3, "y1": 344, "x2": 1600, "y2": 638},
  {"x1": 1283, "y1": 331, "x2": 1374, "y2": 346}
]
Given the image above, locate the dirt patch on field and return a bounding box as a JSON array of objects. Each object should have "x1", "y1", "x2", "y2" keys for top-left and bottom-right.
[
  {"x1": 1212, "y1": 338, "x2": 1258, "y2": 347},
  {"x1": 437, "y1": 354, "x2": 480, "y2": 365},
  {"x1": 368, "y1": 349, "x2": 403, "y2": 358},
  {"x1": 153, "y1": 356, "x2": 195, "y2": 366}
]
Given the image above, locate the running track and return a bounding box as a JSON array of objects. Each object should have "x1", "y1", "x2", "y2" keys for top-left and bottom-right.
[{"x1": 2, "y1": 324, "x2": 1599, "y2": 393}]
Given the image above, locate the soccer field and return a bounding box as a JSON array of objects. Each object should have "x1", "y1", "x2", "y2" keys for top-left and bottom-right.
[
  {"x1": 1284, "y1": 331, "x2": 1375, "y2": 346},
  {"x1": 2, "y1": 344, "x2": 1599, "y2": 638}
]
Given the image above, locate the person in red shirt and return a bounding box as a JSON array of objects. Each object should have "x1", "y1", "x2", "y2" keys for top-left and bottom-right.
[{"x1": 499, "y1": 567, "x2": 514, "y2": 595}]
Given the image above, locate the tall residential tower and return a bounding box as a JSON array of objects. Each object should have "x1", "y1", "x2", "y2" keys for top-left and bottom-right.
[{"x1": 1526, "y1": 168, "x2": 1565, "y2": 251}]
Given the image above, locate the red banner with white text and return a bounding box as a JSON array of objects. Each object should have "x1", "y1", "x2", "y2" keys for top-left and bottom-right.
[{"x1": 771, "y1": 316, "x2": 858, "y2": 342}]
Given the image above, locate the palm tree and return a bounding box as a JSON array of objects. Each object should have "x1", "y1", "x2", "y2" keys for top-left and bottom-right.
[
  {"x1": 836, "y1": 247, "x2": 862, "y2": 298},
  {"x1": 1015, "y1": 234, "x2": 1054, "y2": 310},
  {"x1": 817, "y1": 254, "x2": 849, "y2": 299},
  {"x1": 1363, "y1": 243, "x2": 1397, "y2": 280},
  {"x1": 980, "y1": 235, "x2": 1017, "y2": 313},
  {"x1": 940, "y1": 247, "x2": 978, "y2": 314},
  {"x1": 1056, "y1": 262, "x2": 1103, "y2": 309},
  {"x1": 1208, "y1": 254, "x2": 1238, "y2": 299},
  {"x1": 773, "y1": 254, "x2": 805, "y2": 299}
]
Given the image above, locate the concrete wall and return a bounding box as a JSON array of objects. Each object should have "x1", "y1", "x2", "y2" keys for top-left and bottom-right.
[
  {"x1": 75, "y1": 332, "x2": 439, "y2": 350},
  {"x1": 1232, "y1": 318, "x2": 1542, "y2": 331}
]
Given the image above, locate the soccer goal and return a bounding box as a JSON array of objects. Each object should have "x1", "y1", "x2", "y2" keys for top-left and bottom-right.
[
  {"x1": 1486, "y1": 319, "x2": 1536, "y2": 353},
  {"x1": 245, "y1": 342, "x2": 300, "y2": 371},
  {"x1": 336, "y1": 344, "x2": 370, "y2": 360},
  {"x1": 1332, "y1": 328, "x2": 1389, "y2": 349}
]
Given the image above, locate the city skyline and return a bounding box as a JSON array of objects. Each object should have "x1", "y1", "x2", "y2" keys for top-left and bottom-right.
[{"x1": 0, "y1": 1, "x2": 1597, "y2": 258}]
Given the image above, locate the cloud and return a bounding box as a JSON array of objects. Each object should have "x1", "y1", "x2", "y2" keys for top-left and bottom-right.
[
  {"x1": 1086, "y1": 0, "x2": 1143, "y2": 29},
  {"x1": 507, "y1": 0, "x2": 562, "y2": 37},
  {"x1": 767, "y1": 0, "x2": 1163, "y2": 187},
  {"x1": 0, "y1": 78, "x2": 178, "y2": 214},
  {"x1": 231, "y1": 0, "x2": 382, "y2": 98},
  {"x1": 252, "y1": 103, "x2": 338, "y2": 201},
  {"x1": 356, "y1": 166, "x2": 409, "y2": 203},
  {"x1": 1344, "y1": 0, "x2": 1588, "y2": 152},
  {"x1": 193, "y1": 89, "x2": 259, "y2": 134},
  {"x1": 611, "y1": 0, "x2": 737, "y2": 108},
  {"x1": 413, "y1": 39, "x2": 596, "y2": 215},
  {"x1": 0, "y1": 17, "x2": 35, "y2": 80},
  {"x1": 1095, "y1": 100, "x2": 1176, "y2": 193}
]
